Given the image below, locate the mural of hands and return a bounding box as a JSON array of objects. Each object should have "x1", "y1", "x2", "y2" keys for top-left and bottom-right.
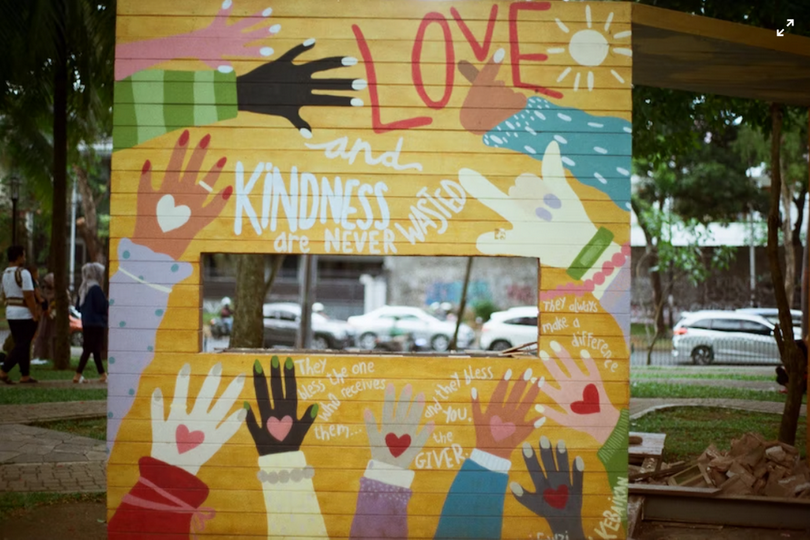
[
  {"x1": 133, "y1": 130, "x2": 232, "y2": 260},
  {"x1": 245, "y1": 356, "x2": 318, "y2": 455},
  {"x1": 539, "y1": 341, "x2": 620, "y2": 445},
  {"x1": 471, "y1": 369, "x2": 544, "y2": 460},
  {"x1": 458, "y1": 48, "x2": 527, "y2": 135},
  {"x1": 364, "y1": 383, "x2": 434, "y2": 469},
  {"x1": 151, "y1": 363, "x2": 247, "y2": 476},
  {"x1": 511, "y1": 436, "x2": 585, "y2": 540},
  {"x1": 236, "y1": 39, "x2": 364, "y2": 137},
  {"x1": 459, "y1": 141, "x2": 601, "y2": 268}
]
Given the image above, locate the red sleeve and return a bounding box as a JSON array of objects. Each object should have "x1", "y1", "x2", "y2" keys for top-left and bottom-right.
[{"x1": 108, "y1": 457, "x2": 210, "y2": 539}]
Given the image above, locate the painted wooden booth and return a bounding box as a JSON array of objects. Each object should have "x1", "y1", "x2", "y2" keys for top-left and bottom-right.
[{"x1": 108, "y1": 1, "x2": 632, "y2": 538}]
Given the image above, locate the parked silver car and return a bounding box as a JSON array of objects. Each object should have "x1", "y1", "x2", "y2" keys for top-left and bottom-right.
[
  {"x1": 672, "y1": 310, "x2": 797, "y2": 365},
  {"x1": 263, "y1": 303, "x2": 355, "y2": 350},
  {"x1": 347, "y1": 305, "x2": 475, "y2": 351}
]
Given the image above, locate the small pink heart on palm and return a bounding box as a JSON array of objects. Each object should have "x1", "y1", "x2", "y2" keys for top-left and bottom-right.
[
  {"x1": 175, "y1": 424, "x2": 205, "y2": 454},
  {"x1": 267, "y1": 415, "x2": 293, "y2": 441},
  {"x1": 489, "y1": 415, "x2": 516, "y2": 442}
]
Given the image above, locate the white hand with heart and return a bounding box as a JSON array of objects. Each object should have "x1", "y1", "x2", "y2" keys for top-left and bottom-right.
[
  {"x1": 156, "y1": 194, "x2": 192, "y2": 233},
  {"x1": 151, "y1": 363, "x2": 247, "y2": 475}
]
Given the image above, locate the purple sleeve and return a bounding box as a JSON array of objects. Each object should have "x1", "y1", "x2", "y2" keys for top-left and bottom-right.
[
  {"x1": 106, "y1": 239, "x2": 193, "y2": 451},
  {"x1": 350, "y1": 477, "x2": 412, "y2": 539}
]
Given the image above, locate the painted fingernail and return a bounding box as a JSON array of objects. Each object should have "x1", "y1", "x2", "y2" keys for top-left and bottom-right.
[
  {"x1": 222, "y1": 186, "x2": 233, "y2": 200},
  {"x1": 510, "y1": 481, "x2": 524, "y2": 496},
  {"x1": 216, "y1": 157, "x2": 227, "y2": 168},
  {"x1": 243, "y1": 401, "x2": 251, "y2": 410},
  {"x1": 471, "y1": 387, "x2": 478, "y2": 400},
  {"x1": 179, "y1": 130, "x2": 190, "y2": 147},
  {"x1": 364, "y1": 409, "x2": 373, "y2": 421},
  {"x1": 523, "y1": 368, "x2": 533, "y2": 381},
  {"x1": 235, "y1": 374, "x2": 245, "y2": 385},
  {"x1": 539, "y1": 350, "x2": 550, "y2": 361},
  {"x1": 237, "y1": 409, "x2": 247, "y2": 422},
  {"x1": 211, "y1": 363, "x2": 222, "y2": 376},
  {"x1": 180, "y1": 364, "x2": 191, "y2": 377},
  {"x1": 504, "y1": 369, "x2": 512, "y2": 381},
  {"x1": 253, "y1": 359, "x2": 263, "y2": 374},
  {"x1": 540, "y1": 436, "x2": 551, "y2": 449},
  {"x1": 260, "y1": 47, "x2": 274, "y2": 57},
  {"x1": 152, "y1": 388, "x2": 162, "y2": 401},
  {"x1": 262, "y1": 7, "x2": 272, "y2": 17},
  {"x1": 271, "y1": 356, "x2": 279, "y2": 369},
  {"x1": 403, "y1": 383, "x2": 412, "y2": 394},
  {"x1": 544, "y1": 193, "x2": 562, "y2": 209},
  {"x1": 575, "y1": 456, "x2": 585, "y2": 471},
  {"x1": 425, "y1": 421, "x2": 435, "y2": 435},
  {"x1": 535, "y1": 404, "x2": 545, "y2": 413},
  {"x1": 217, "y1": 65, "x2": 234, "y2": 74},
  {"x1": 494, "y1": 48, "x2": 506, "y2": 63},
  {"x1": 300, "y1": 128, "x2": 313, "y2": 139},
  {"x1": 581, "y1": 349, "x2": 591, "y2": 359},
  {"x1": 534, "y1": 417, "x2": 547, "y2": 428},
  {"x1": 535, "y1": 208, "x2": 553, "y2": 221},
  {"x1": 199, "y1": 134, "x2": 211, "y2": 149},
  {"x1": 352, "y1": 79, "x2": 367, "y2": 91},
  {"x1": 284, "y1": 357, "x2": 293, "y2": 370},
  {"x1": 538, "y1": 377, "x2": 545, "y2": 388},
  {"x1": 557, "y1": 440, "x2": 567, "y2": 453},
  {"x1": 550, "y1": 341, "x2": 562, "y2": 353},
  {"x1": 522, "y1": 442, "x2": 532, "y2": 457},
  {"x1": 310, "y1": 404, "x2": 319, "y2": 418},
  {"x1": 269, "y1": 24, "x2": 281, "y2": 34},
  {"x1": 416, "y1": 392, "x2": 425, "y2": 405},
  {"x1": 386, "y1": 383, "x2": 395, "y2": 396},
  {"x1": 303, "y1": 38, "x2": 315, "y2": 46},
  {"x1": 221, "y1": 0, "x2": 232, "y2": 9},
  {"x1": 142, "y1": 160, "x2": 151, "y2": 174},
  {"x1": 351, "y1": 98, "x2": 364, "y2": 107},
  {"x1": 342, "y1": 57, "x2": 358, "y2": 66}
]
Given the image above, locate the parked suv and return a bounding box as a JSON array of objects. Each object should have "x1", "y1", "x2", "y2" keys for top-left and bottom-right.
[
  {"x1": 262, "y1": 303, "x2": 355, "y2": 350},
  {"x1": 672, "y1": 310, "x2": 797, "y2": 365},
  {"x1": 479, "y1": 306, "x2": 538, "y2": 351}
]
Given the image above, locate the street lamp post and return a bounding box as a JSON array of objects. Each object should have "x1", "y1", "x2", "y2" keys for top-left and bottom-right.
[{"x1": 10, "y1": 175, "x2": 20, "y2": 245}]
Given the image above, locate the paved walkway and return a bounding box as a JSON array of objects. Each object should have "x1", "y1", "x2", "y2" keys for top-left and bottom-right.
[{"x1": 630, "y1": 397, "x2": 806, "y2": 419}]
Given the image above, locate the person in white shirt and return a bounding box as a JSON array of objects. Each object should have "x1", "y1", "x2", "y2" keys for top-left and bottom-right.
[{"x1": 1, "y1": 245, "x2": 40, "y2": 384}]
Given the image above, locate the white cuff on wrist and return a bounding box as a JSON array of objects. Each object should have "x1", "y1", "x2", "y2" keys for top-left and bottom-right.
[
  {"x1": 470, "y1": 449, "x2": 511, "y2": 474},
  {"x1": 364, "y1": 459, "x2": 415, "y2": 489}
]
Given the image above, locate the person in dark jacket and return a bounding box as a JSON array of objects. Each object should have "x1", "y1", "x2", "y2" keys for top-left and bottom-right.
[{"x1": 74, "y1": 262, "x2": 108, "y2": 383}]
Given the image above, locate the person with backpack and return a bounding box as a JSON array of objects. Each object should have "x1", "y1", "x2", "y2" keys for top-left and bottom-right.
[
  {"x1": 73, "y1": 262, "x2": 108, "y2": 383},
  {"x1": 0, "y1": 245, "x2": 40, "y2": 384}
]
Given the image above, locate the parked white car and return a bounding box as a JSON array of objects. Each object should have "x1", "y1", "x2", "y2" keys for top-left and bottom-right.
[
  {"x1": 479, "y1": 306, "x2": 538, "y2": 351},
  {"x1": 672, "y1": 310, "x2": 798, "y2": 365},
  {"x1": 347, "y1": 305, "x2": 475, "y2": 351}
]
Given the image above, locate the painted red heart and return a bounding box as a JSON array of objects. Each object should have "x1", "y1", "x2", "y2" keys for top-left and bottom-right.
[
  {"x1": 489, "y1": 415, "x2": 516, "y2": 442},
  {"x1": 175, "y1": 424, "x2": 205, "y2": 454},
  {"x1": 267, "y1": 416, "x2": 293, "y2": 441},
  {"x1": 570, "y1": 384, "x2": 600, "y2": 415},
  {"x1": 385, "y1": 433, "x2": 412, "y2": 458},
  {"x1": 543, "y1": 484, "x2": 569, "y2": 509}
]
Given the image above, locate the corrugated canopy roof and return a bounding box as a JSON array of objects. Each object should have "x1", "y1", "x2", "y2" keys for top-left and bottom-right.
[{"x1": 632, "y1": 4, "x2": 810, "y2": 106}]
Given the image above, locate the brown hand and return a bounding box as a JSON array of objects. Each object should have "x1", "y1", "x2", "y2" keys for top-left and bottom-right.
[
  {"x1": 459, "y1": 49, "x2": 527, "y2": 135},
  {"x1": 132, "y1": 130, "x2": 232, "y2": 259},
  {"x1": 471, "y1": 368, "x2": 542, "y2": 460}
]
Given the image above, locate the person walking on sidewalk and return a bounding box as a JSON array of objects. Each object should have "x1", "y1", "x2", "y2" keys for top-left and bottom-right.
[
  {"x1": 0, "y1": 245, "x2": 40, "y2": 384},
  {"x1": 73, "y1": 262, "x2": 108, "y2": 384}
]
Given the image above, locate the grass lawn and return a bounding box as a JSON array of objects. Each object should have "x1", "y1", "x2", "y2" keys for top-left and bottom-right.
[
  {"x1": 631, "y1": 407, "x2": 808, "y2": 463},
  {"x1": 0, "y1": 388, "x2": 107, "y2": 405},
  {"x1": 32, "y1": 418, "x2": 106, "y2": 441},
  {"x1": 0, "y1": 492, "x2": 105, "y2": 523},
  {"x1": 630, "y1": 381, "x2": 807, "y2": 404}
]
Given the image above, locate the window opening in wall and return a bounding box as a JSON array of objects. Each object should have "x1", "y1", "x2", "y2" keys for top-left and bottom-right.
[{"x1": 201, "y1": 253, "x2": 538, "y2": 354}]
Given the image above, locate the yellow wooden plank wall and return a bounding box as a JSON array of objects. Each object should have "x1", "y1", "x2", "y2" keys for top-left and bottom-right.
[{"x1": 108, "y1": 1, "x2": 632, "y2": 538}]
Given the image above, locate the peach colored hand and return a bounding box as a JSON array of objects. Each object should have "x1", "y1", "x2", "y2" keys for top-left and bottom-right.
[
  {"x1": 459, "y1": 48, "x2": 527, "y2": 135},
  {"x1": 471, "y1": 368, "x2": 544, "y2": 460},
  {"x1": 538, "y1": 341, "x2": 620, "y2": 445},
  {"x1": 132, "y1": 130, "x2": 232, "y2": 260},
  {"x1": 115, "y1": 1, "x2": 280, "y2": 80}
]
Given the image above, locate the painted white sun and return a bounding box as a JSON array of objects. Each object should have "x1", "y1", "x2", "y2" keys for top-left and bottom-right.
[{"x1": 547, "y1": 6, "x2": 632, "y2": 92}]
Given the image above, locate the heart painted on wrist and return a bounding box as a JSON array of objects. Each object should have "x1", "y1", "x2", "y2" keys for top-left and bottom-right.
[
  {"x1": 489, "y1": 415, "x2": 516, "y2": 442},
  {"x1": 156, "y1": 195, "x2": 192, "y2": 233},
  {"x1": 543, "y1": 483, "x2": 569, "y2": 509},
  {"x1": 570, "y1": 384, "x2": 600, "y2": 415},
  {"x1": 175, "y1": 424, "x2": 205, "y2": 454},
  {"x1": 267, "y1": 415, "x2": 293, "y2": 441},
  {"x1": 385, "y1": 433, "x2": 411, "y2": 458}
]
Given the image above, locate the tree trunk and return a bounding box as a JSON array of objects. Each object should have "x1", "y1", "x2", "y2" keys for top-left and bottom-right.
[
  {"x1": 74, "y1": 165, "x2": 105, "y2": 264},
  {"x1": 51, "y1": 3, "x2": 70, "y2": 370},
  {"x1": 766, "y1": 103, "x2": 804, "y2": 445},
  {"x1": 781, "y1": 158, "x2": 796, "y2": 307},
  {"x1": 630, "y1": 198, "x2": 665, "y2": 338},
  {"x1": 230, "y1": 254, "x2": 265, "y2": 349},
  {"x1": 451, "y1": 257, "x2": 473, "y2": 350}
]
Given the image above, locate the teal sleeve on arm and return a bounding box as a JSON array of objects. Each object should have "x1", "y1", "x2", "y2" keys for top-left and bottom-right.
[{"x1": 434, "y1": 460, "x2": 508, "y2": 540}]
